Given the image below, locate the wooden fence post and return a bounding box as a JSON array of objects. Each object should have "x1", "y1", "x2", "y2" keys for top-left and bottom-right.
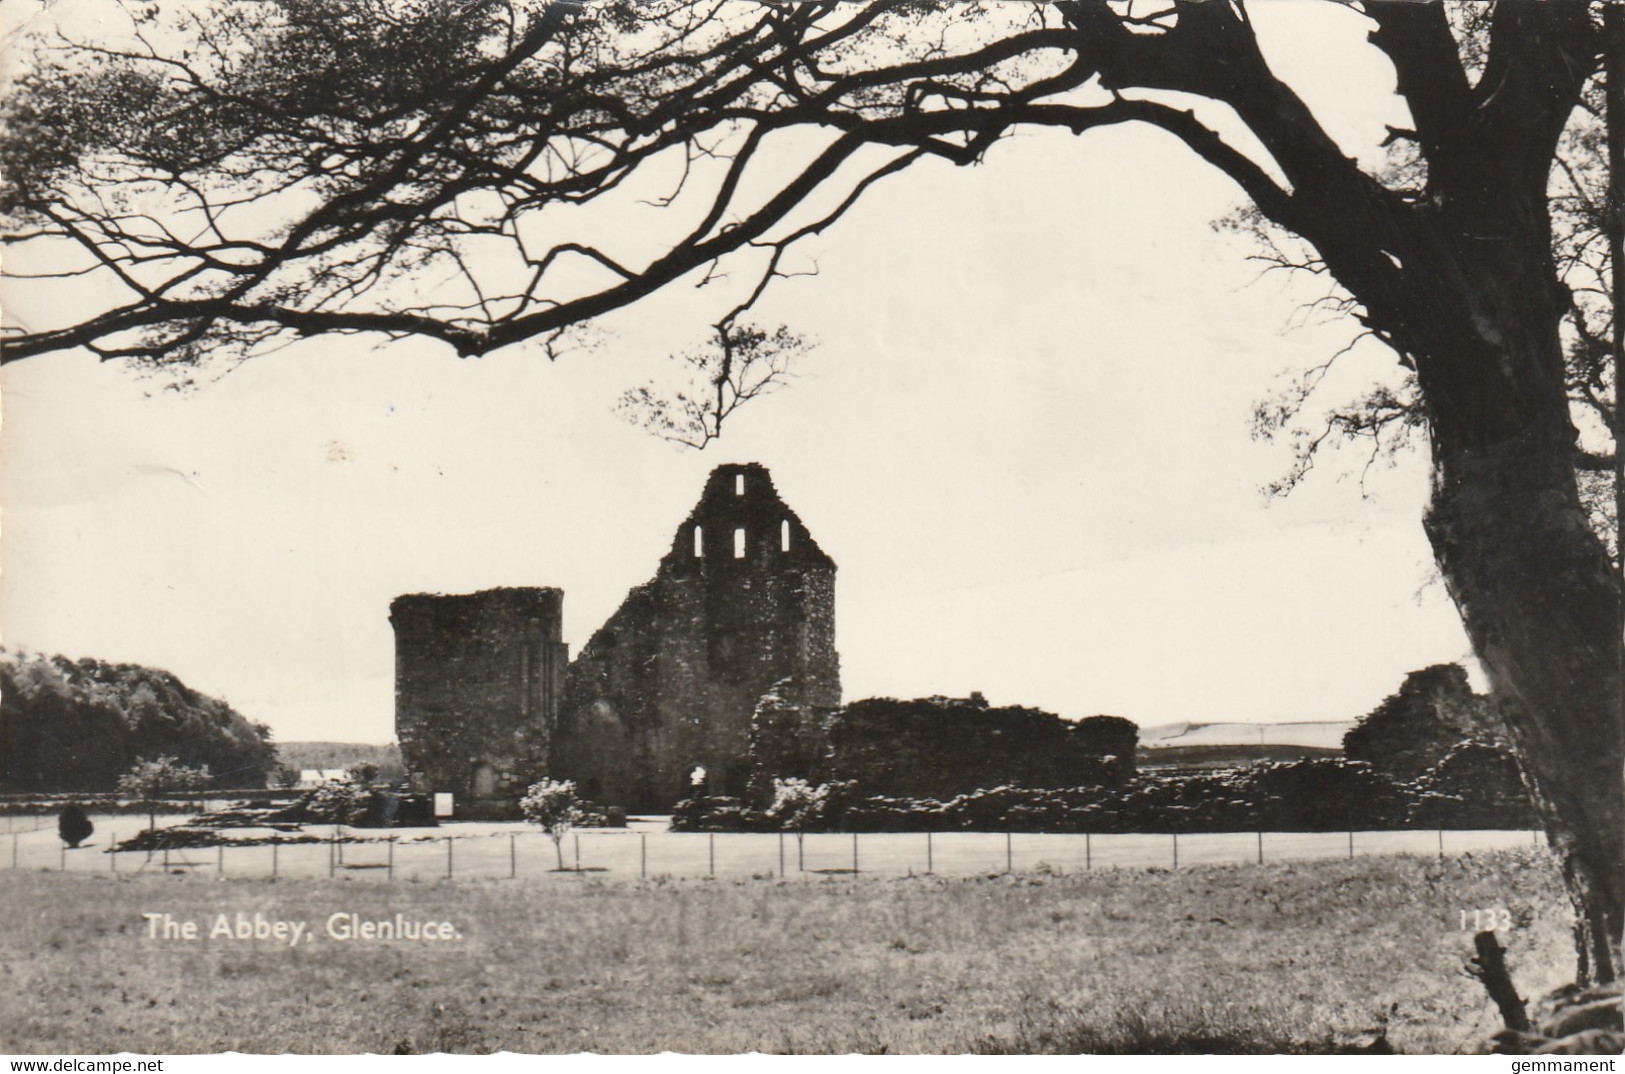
[
  {"x1": 640, "y1": 833, "x2": 647, "y2": 879},
  {"x1": 1171, "y1": 832, "x2": 1178, "y2": 869},
  {"x1": 1005, "y1": 832, "x2": 1012, "y2": 874},
  {"x1": 387, "y1": 836, "x2": 395, "y2": 880},
  {"x1": 852, "y1": 831, "x2": 859, "y2": 876},
  {"x1": 1470, "y1": 930, "x2": 1531, "y2": 1032},
  {"x1": 1085, "y1": 831, "x2": 1091, "y2": 871},
  {"x1": 708, "y1": 832, "x2": 715, "y2": 877},
  {"x1": 218, "y1": 841, "x2": 225, "y2": 875},
  {"x1": 1256, "y1": 830, "x2": 1263, "y2": 865},
  {"x1": 110, "y1": 831, "x2": 117, "y2": 873},
  {"x1": 510, "y1": 833, "x2": 517, "y2": 880},
  {"x1": 272, "y1": 836, "x2": 279, "y2": 879},
  {"x1": 927, "y1": 831, "x2": 933, "y2": 875},
  {"x1": 778, "y1": 832, "x2": 785, "y2": 877}
]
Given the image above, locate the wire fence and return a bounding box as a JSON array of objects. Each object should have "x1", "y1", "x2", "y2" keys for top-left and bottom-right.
[{"x1": 7, "y1": 822, "x2": 1545, "y2": 882}]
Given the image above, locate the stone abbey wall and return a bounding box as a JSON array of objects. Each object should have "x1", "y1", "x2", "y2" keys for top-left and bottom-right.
[
  {"x1": 391, "y1": 464, "x2": 841, "y2": 814},
  {"x1": 556, "y1": 464, "x2": 841, "y2": 810},
  {"x1": 391, "y1": 587, "x2": 568, "y2": 816}
]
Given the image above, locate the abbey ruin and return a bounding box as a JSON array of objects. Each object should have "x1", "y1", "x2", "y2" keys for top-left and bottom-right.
[{"x1": 392, "y1": 463, "x2": 840, "y2": 814}]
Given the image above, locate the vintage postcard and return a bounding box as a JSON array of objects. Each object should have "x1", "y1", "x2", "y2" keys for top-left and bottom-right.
[{"x1": 1, "y1": 0, "x2": 1619, "y2": 1061}]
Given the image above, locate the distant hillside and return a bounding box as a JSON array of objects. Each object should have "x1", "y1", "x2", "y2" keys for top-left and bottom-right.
[
  {"x1": 1139, "y1": 720, "x2": 1352, "y2": 751},
  {"x1": 0, "y1": 649, "x2": 276, "y2": 792},
  {"x1": 276, "y1": 742, "x2": 402, "y2": 776},
  {"x1": 1135, "y1": 721, "x2": 1350, "y2": 771}
]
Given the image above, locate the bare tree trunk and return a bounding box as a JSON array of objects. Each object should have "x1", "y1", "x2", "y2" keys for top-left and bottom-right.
[{"x1": 1424, "y1": 407, "x2": 1624, "y2": 983}]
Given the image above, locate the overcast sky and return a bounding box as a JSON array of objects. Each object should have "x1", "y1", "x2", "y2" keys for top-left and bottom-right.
[{"x1": 0, "y1": 1, "x2": 1483, "y2": 744}]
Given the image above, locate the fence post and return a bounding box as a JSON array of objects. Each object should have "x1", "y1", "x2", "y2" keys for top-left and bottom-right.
[
  {"x1": 798, "y1": 831, "x2": 804, "y2": 873},
  {"x1": 388, "y1": 836, "x2": 395, "y2": 880},
  {"x1": 218, "y1": 841, "x2": 224, "y2": 876},
  {"x1": 640, "y1": 833, "x2": 647, "y2": 879},
  {"x1": 852, "y1": 831, "x2": 859, "y2": 876},
  {"x1": 574, "y1": 833, "x2": 580, "y2": 872},
  {"x1": 779, "y1": 832, "x2": 785, "y2": 878},
  {"x1": 328, "y1": 831, "x2": 336, "y2": 878},
  {"x1": 110, "y1": 831, "x2": 117, "y2": 873},
  {"x1": 162, "y1": 846, "x2": 169, "y2": 872},
  {"x1": 446, "y1": 836, "x2": 453, "y2": 880},
  {"x1": 1438, "y1": 829, "x2": 1444, "y2": 859},
  {"x1": 1006, "y1": 832, "x2": 1012, "y2": 874},
  {"x1": 927, "y1": 831, "x2": 933, "y2": 875},
  {"x1": 60, "y1": 841, "x2": 66, "y2": 871},
  {"x1": 1085, "y1": 831, "x2": 1091, "y2": 872},
  {"x1": 708, "y1": 832, "x2": 715, "y2": 878},
  {"x1": 1171, "y1": 832, "x2": 1178, "y2": 870},
  {"x1": 510, "y1": 833, "x2": 517, "y2": 880},
  {"x1": 1257, "y1": 830, "x2": 1263, "y2": 865},
  {"x1": 1348, "y1": 831, "x2": 1355, "y2": 860},
  {"x1": 272, "y1": 836, "x2": 279, "y2": 880}
]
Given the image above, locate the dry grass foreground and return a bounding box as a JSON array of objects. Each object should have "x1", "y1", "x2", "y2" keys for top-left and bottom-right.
[{"x1": 0, "y1": 849, "x2": 1575, "y2": 1054}]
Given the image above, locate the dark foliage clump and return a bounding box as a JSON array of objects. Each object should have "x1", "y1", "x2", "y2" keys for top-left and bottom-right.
[
  {"x1": 0, "y1": 648, "x2": 277, "y2": 792},
  {"x1": 1343, "y1": 664, "x2": 1502, "y2": 781},
  {"x1": 57, "y1": 803, "x2": 93, "y2": 848}
]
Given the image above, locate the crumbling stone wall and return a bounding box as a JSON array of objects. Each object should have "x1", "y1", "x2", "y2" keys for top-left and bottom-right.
[
  {"x1": 819, "y1": 696, "x2": 1135, "y2": 798},
  {"x1": 557, "y1": 464, "x2": 840, "y2": 811},
  {"x1": 391, "y1": 588, "x2": 568, "y2": 817}
]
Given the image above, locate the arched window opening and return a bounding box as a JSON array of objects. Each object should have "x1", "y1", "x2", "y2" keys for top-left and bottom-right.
[
  {"x1": 780, "y1": 519, "x2": 791, "y2": 552},
  {"x1": 733, "y1": 527, "x2": 746, "y2": 558},
  {"x1": 734, "y1": 473, "x2": 745, "y2": 496},
  {"x1": 693, "y1": 525, "x2": 703, "y2": 558}
]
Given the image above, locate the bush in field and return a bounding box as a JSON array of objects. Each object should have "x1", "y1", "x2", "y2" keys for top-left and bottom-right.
[
  {"x1": 766, "y1": 778, "x2": 826, "y2": 828},
  {"x1": 520, "y1": 779, "x2": 583, "y2": 870},
  {"x1": 1248, "y1": 760, "x2": 1410, "y2": 831},
  {"x1": 344, "y1": 761, "x2": 379, "y2": 785},
  {"x1": 1408, "y1": 742, "x2": 1538, "y2": 829},
  {"x1": 116, "y1": 755, "x2": 212, "y2": 831},
  {"x1": 58, "y1": 803, "x2": 93, "y2": 848},
  {"x1": 306, "y1": 774, "x2": 372, "y2": 825}
]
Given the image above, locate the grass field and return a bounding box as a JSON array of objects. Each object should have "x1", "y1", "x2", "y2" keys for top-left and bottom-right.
[{"x1": 0, "y1": 848, "x2": 1576, "y2": 1054}]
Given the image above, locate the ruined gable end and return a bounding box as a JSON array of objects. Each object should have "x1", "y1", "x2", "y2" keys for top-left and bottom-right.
[{"x1": 557, "y1": 464, "x2": 841, "y2": 811}]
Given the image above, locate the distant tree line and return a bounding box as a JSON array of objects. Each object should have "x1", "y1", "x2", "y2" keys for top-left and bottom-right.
[
  {"x1": 0, "y1": 649, "x2": 277, "y2": 792},
  {"x1": 274, "y1": 742, "x2": 404, "y2": 780}
]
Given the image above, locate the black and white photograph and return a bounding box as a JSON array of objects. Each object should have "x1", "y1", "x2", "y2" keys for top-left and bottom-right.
[{"x1": 0, "y1": 0, "x2": 1621, "y2": 1059}]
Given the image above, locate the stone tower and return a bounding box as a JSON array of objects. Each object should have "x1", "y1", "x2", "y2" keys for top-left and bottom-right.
[
  {"x1": 557, "y1": 463, "x2": 839, "y2": 809},
  {"x1": 391, "y1": 587, "x2": 568, "y2": 817}
]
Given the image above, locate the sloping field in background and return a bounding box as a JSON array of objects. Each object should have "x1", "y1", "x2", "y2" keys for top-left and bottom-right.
[{"x1": 1138, "y1": 720, "x2": 1352, "y2": 751}]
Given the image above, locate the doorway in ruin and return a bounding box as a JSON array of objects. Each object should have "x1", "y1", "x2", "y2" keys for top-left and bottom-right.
[{"x1": 470, "y1": 762, "x2": 497, "y2": 799}]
